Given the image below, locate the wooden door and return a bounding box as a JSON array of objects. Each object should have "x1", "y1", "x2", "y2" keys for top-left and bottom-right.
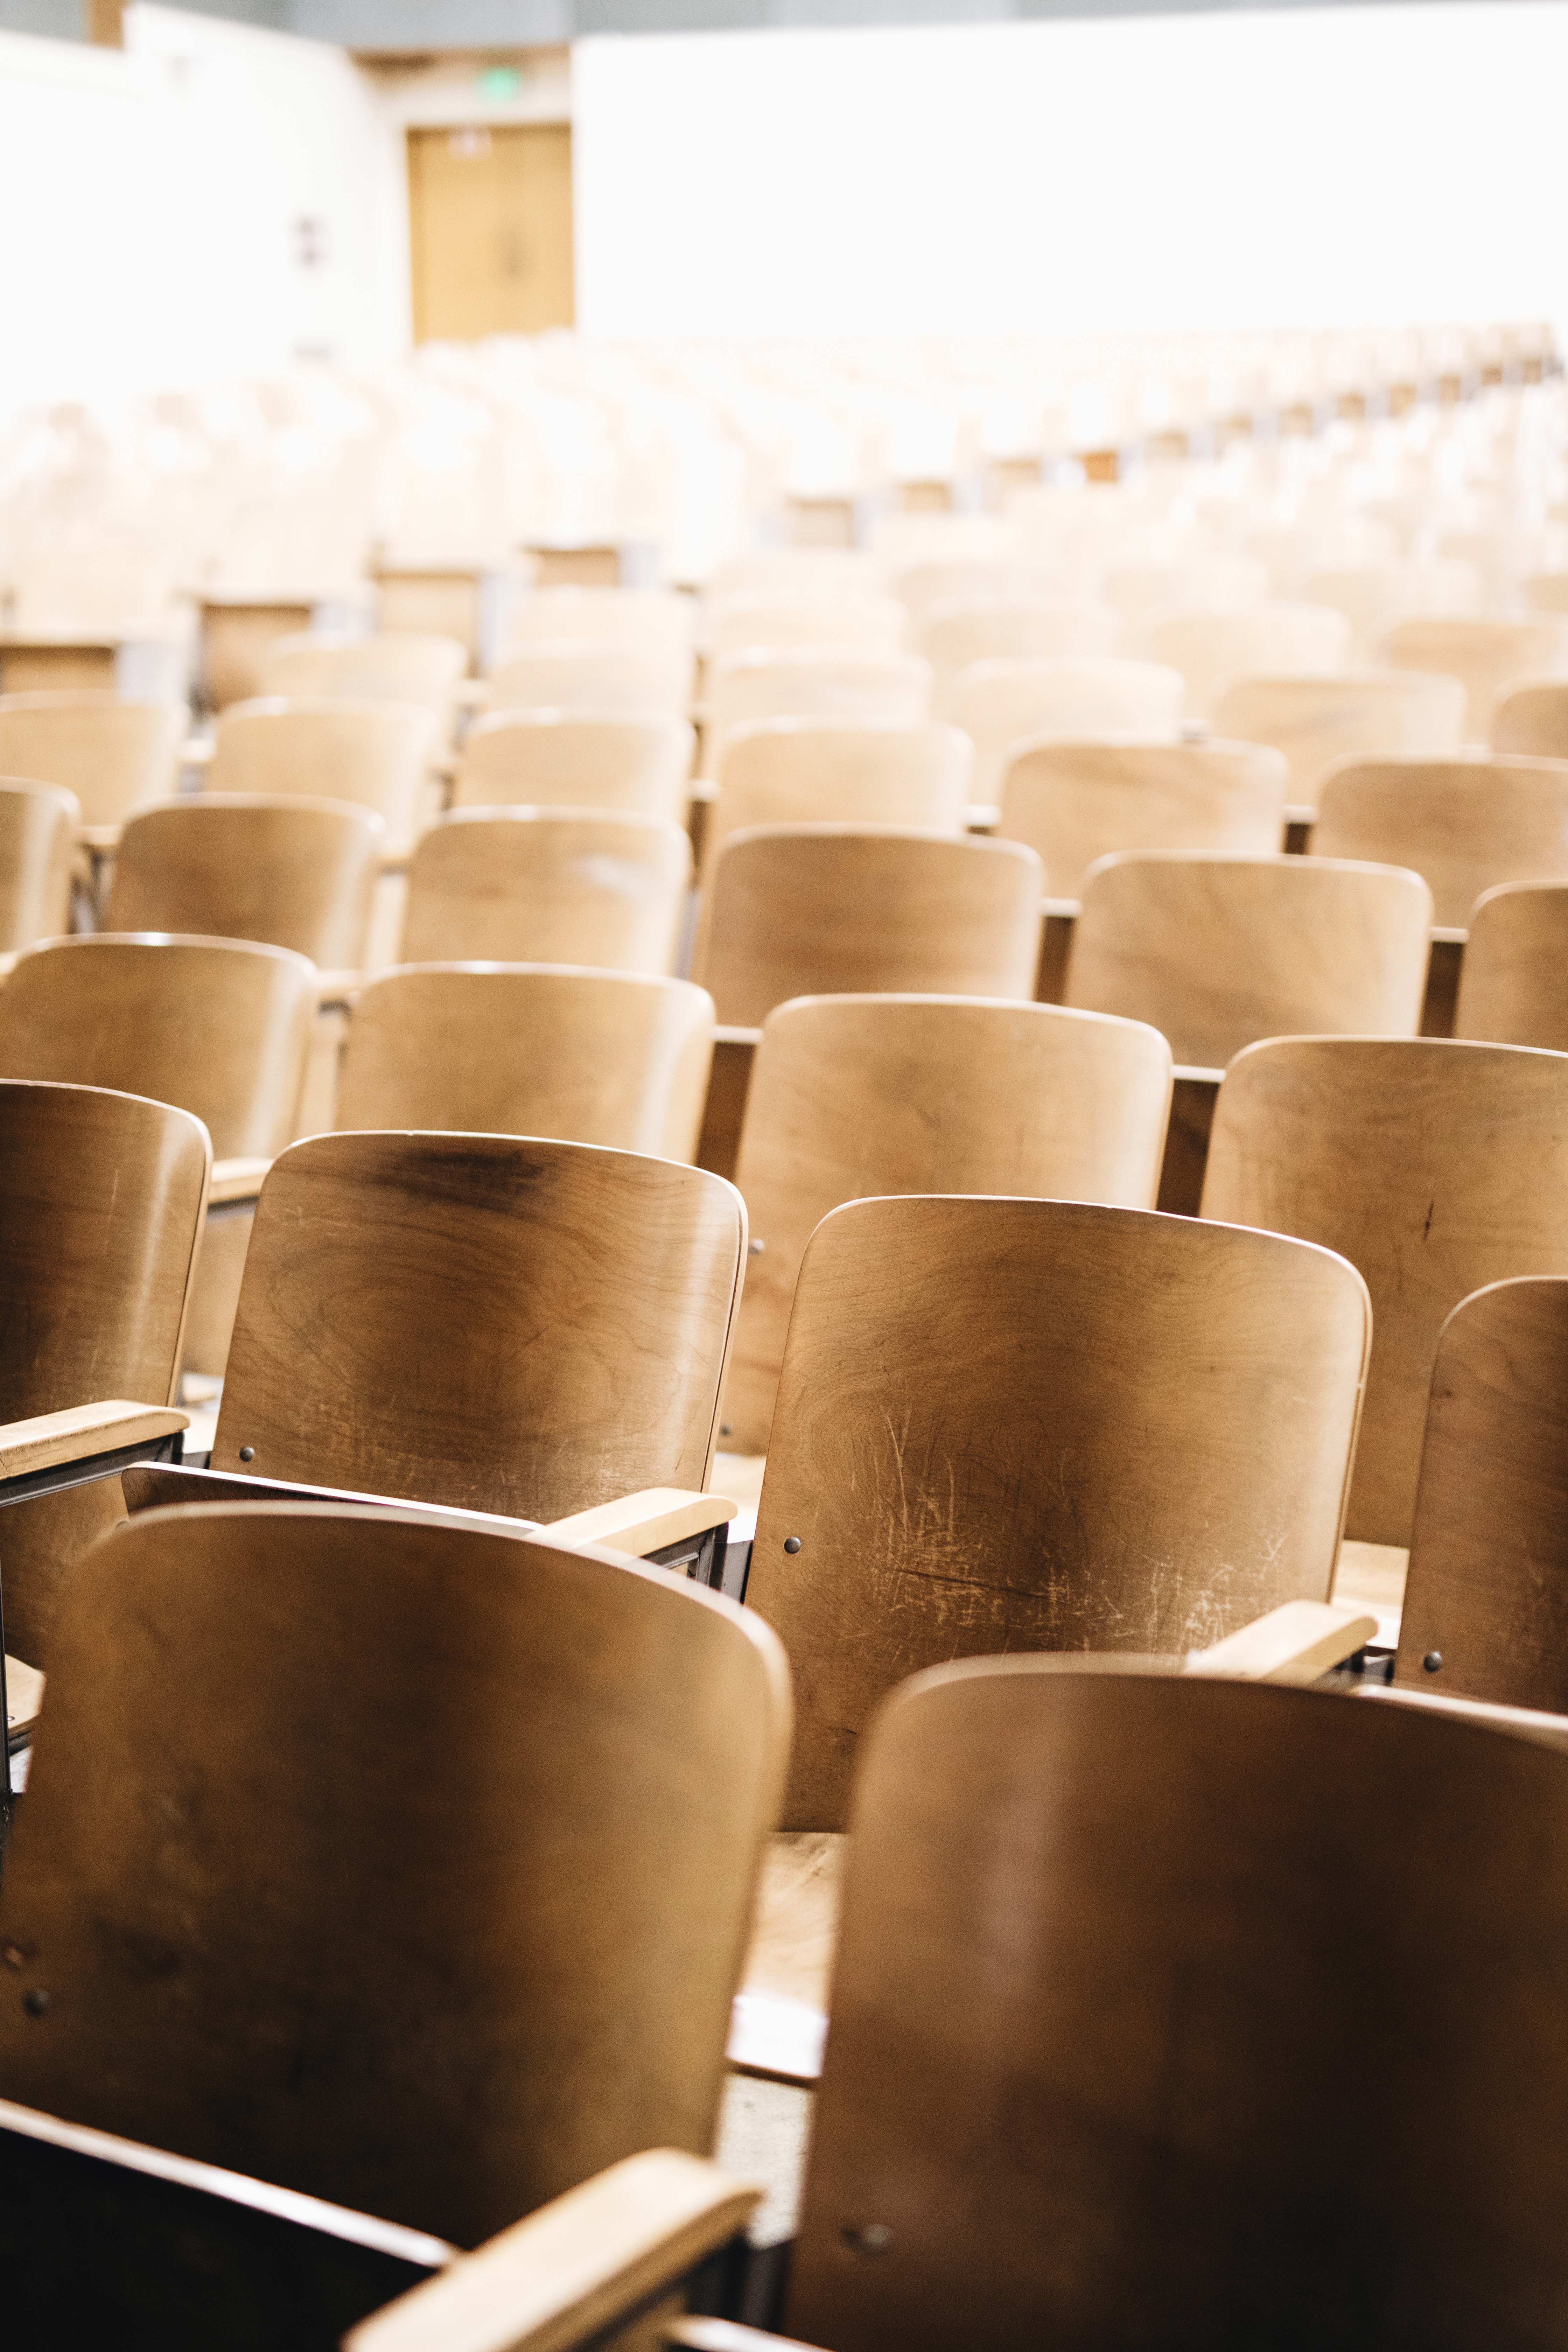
[{"x1": 407, "y1": 124, "x2": 574, "y2": 342}]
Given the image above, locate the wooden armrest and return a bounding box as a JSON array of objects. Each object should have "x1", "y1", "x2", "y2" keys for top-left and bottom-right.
[
  {"x1": 345, "y1": 2151, "x2": 760, "y2": 2352},
  {"x1": 76, "y1": 823, "x2": 122, "y2": 853},
  {"x1": 316, "y1": 971, "x2": 362, "y2": 1010},
  {"x1": 209, "y1": 1156, "x2": 271, "y2": 1206},
  {"x1": 1284, "y1": 803, "x2": 1317, "y2": 829},
  {"x1": 670, "y1": 2323, "x2": 826, "y2": 2352},
  {"x1": 6, "y1": 1654, "x2": 44, "y2": 1744},
  {"x1": 378, "y1": 849, "x2": 413, "y2": 876},
  {"x1": 543, "y1": 1489, "x2": 737, "y2": 1558},
  {"x1": 1431, "y1": 924, "x2": 1468, "y2": 946},
  {"x1": 713, "y1": 1024, "x2": 762, "y2": 1050},
  {"x1": 1184, "y1": 1599, "x2": 1378, "y2": 1686},
  {"x1": 0, "y1": 1401, "x2": 187, "y2": 1482},
  {"x1": 1040, "y1": 895, "x2": 1080, "y2": 920},
  {"x1": 456, "y1": 679, "x2": 491, "y2": 708},
  {"x1": 1171, "y1": 1063, "x2": 1225, "y2": 1087},
  {"x1": 180, "y1": 736, "x2": 216, "y2": 765},
  {"x1": 0, "y1": 951, "x2": 20, "y2": 982}
]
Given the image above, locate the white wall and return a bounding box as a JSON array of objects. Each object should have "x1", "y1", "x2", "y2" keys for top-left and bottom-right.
[{"x1": 573, "y1": 3, "x2": 1568, "y2": 339}]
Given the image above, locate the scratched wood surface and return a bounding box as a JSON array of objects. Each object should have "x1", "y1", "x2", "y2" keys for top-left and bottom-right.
[{"x1": 106, "y1": 796, "x2": 383, "y2": 970}]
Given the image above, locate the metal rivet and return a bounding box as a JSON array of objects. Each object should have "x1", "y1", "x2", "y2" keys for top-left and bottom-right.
[
  {"x1": 238, "y1": 1446, "x2": 255, "y2": 1463},
  {"x1": 784, "y1": 1536, "x2": 802, "y2": 1555},
  {"x1": 748, "y1": 1239, "x2": 765, "y2": 1256},
  {"x1": 1423, "y1": 1651, "x2": 1443, "y2": 1674},
  {"x1": 719, "y1": 1424, "x2": 733, "y2": 1438},
  {"x1": 22, "y1": 1988, "x2": 50, "y2": 2018},
  {"x1": 843, "y1": 2222, "x2": 894, "y2": 2255}
]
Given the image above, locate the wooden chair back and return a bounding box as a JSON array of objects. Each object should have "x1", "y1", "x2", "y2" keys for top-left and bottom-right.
[
  {"x1": 502, "y1": 586, "x2": 694, "y2": 681},
  {"x1": 0, "y1": 1503, "x2": 788, "y2": 2247},
  {"x1": 374, "y1": 568, "x2": 486, "y2": 660},
  {"x1": 1522, "y1": 574, "x2": 1568, "y2": 618},
  {"x1": 1245, "y1": 520, "x2": 1398, "y2": 591},
  {"x1": 790, "y1": 1659, "x2": 1568, "y2": 2348},
  {"x1": 485, "y1": 647, "x2": 689, "y2": 719},
  {"x1": 0, "y1": 779, "x2": 77, "y2": 951},
  {"x1": 996, "y1": 738, "x2": 1288, "y2": 898},
  {"x1": 749, "y1": 1194, "x2": 1368, "y2": 1827},
  {"x1": 1491, "y1": 678, "x2": 1568, "y2": 760},
  {"x1": 706, "y1": 595, "x2": 908, "y2": 663},
  {"x1": 401, "y1": 810, "x2": 690, "y2": 975},
  {"x1": 1209, "y1": 671, "x2": 1465, "y2": 807},
  {"x1": 694, "y1": 825, "x2": 1043, "y2": 1027},
  {"x1": 1141, "y1": 606, "x2": 1353, "y2": 721},
  {"x1": 0, "y1": 693, "x2": 184, "y2": 828},
  {"x1": 1202, "y1": 1036, "x2": 1568, "y2": 1545},
  {"x1": 206, "y1": 699, "x2": 439, "y2": 848},
  {"x1": 1377, "y1": 615, "x2": 1568, "y2": 740},
  {"x1": 0, "y1": 936, "x2": 316, "y2": 1158},
  {"x1": 199, "y1": 600, "x2": 316, "y2": 712},
  {"x1": 952, "y1": 656, "x2": 1184, "y2": 798},
  {"x1": 704, "y1": 652, "x2": 931, "y2": 778},
  {"x1": 1456, "y1": 882, "x2": 1568, "y2": 1049},
  {"x1": 1395, "y1": 1276, "x2": 1568, "y2": 1709},
  {"x1": 1100, "y1": 556, "x2": 1270, "y2": 628},
  {"x1": 211, "y1": 1130, "x2": 744, "y2": 1520},
  {"x1": 257, "y1": 634, "x2": 468, "y2": 723},
  {"x1": 1300, "y1": 560, "x2": 1483, "y2": 658},
  {"x1": 712, "y1": 550, "x2": 883, "y2": 604},
  {"x1": 705, "y1": 719, "x2": 971, "y2": 878},
  {"x1": 920, "y1": 601, "x2": 1121, "y2": 717},
  {"x1": 336, "y1": 966, "x2": 715, "y2": 1162},
  {"x1": 890, "y1": 558, "x2": 1070, "y2": 620},
  {"x1": 1068, "y1": 852, "x2": 1433, "y2": 1069},
  {"x1": 105, "y1": 796, "x2": 382, "y2": 969},
  {"x1": 1312, "y1": 754, "x2": 1568, "y2": 928},
  {"x1": 723, "y1": 994, "x2": 1172, "y2": 1453},
  {"x1": 451, "y1": 712, "x2": 694, "y2": 821}
]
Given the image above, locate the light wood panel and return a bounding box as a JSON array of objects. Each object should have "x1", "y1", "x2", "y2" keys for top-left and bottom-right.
[
  {"x1": 705, "y1": 653, "x2": 931, "y2": 779},
  {"x1": 486, "y1": 647, "x2": 689, "y2": 719},
  {"x1": 0, "y1": 692, "x2": 184, "y2": 829},
  {"x1": 258, "y1": 635, "x2": 467, "y2": 723},
  {"x1": 1300, "y1": 560, "x2": 1483, "y2": 657},
  {"x1": 453, "y1": 713, "x2": 694, "y2": 821},
  {"x1": 105, "y1": 795, "x2": 382, "y2": 970},
  {"x1": 1142, "y1": 605, "x2": 1352, "y2": 720},
  {"x1": 921, "y1": 600, "x2": 1121, "y2": 718},
  {"x1": 707, "y1": 595, "x2": 907, "y2": 664},
  {"x1": 1456, "y1": 881, "x2": 1568, "y2": 1049},
  {"x1": 1067, "y1": 852, "x2": 1432, "y2": 1069},
  {"x1": 401, "y1": 810, "x2": 690, "y2": 974},
  {"x1": 200, "y1": 600, "x2": 316, "y2": 712},
  {"x1": 1312, "y1": 754, "x2": 1568, "y2": 928},
  {"x1": 1378, "y1": 614, "x2": 1568, "y2": 739},
  {"x1": 953, "y1": 656, "x2": 1185, "y2": 798},
  {"x1": 704, "y1": 719, "x2": 971, "y2": 880},
  {"x1": 208, "y1": 699, "x2": 440, "y2": 850},
  {"x1": 1202, "y1": 1036, "x2": 1568, "y2": 1546},
  {"x1": 1210, "y1": 671, "x2": 1465, "y2": 807},
  {"x1": 0, "y1": 779, "x2": 76, "y2": 951},
  {"x1": 722, "y1": 993, "x2": 1172, "y2": 1452},
  {"x1": 1492, "y1": 678, "x2": 1568, "y2": 760},
  {"x1": 996, "y1": 738, "x2": 1289, "y2": 899},
  {"x1": 408, "y1": 123, "x2": 574, "y2": 342},
  {"x1": 748, "y1": 1195, "x2": 1368, "y2": 1828}
]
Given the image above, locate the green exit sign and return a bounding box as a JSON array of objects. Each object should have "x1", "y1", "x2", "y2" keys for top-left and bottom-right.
[{"x1": 476, "y1": 65, "x2": 523, "y2": 102}]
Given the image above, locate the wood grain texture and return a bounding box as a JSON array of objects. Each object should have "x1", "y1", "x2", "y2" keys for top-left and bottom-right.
[
  {"x1": 1209, "y1": 671, "x2": 1464, "y2": 806},
  {"x1": 402, "y1": 811, "x2": 690, "y2": 975},
  {"x1": 1202, "y1": 1037, "x2": 1568, "y2": 1546},
  {"x1": 789, "y1": 1660, "x2": 1568, "y2": 2350},
  {"x1": 1311, "y1": 753, "x2": 1568, "y2": 928},
  {"x1": 1141, "y1": 605, "x2": 1352, "y2": 720},
  {"x1": 105, "y1": 795, "x2": 383, "y2": 970},
  {"x1": 952, "y1": 657, "x2": 1184, "y2": 798},
  {"x1": 0, "y1": 1503, "x2": 789, "y2": 2246},
  {"x1": 723, "y1": 994, "x2": 1172, "y2": 1452},
  {"x1": 453, "y1": 713, "x2": 694, "y2": 821},
  {"x1": 1456, "y1": 881, "x2": 1568, "y2": 1049},
  {"x1": 258, "y1": 634, "x2": 468, "y2": 723},
  {"x1": 748, "y1": 1195, "x2": 1368, "y2": 1829},
  {"x1": 0, "y1": 692, "x2": 184, "y2": 830},
  {"x1": 1395, "y1": 1277, "x2": 1568, "y2": 1707},
  {"x1": 0, "y1": 1400, "x2": 187, "y2": 1479},
  {"x1": 0, "y1": 780, "x2": 77, "y2": 951},
  {"x1": 704, "y1": 654, "x2": 931, "y2": 779},
  {"x1": 0, "y1": 936, "x2": 317, "y2": 1158},
  {"x1": 920, "y1": 601, "x2": 1121, "y2": 719},
  {"x1": 336, "y1": 965, "x2": 715, "y2": 1163},
  {"x1": 198, "y1": 601, "x2": 316, "y2": 712},
  {"x1": 207, "y1": 700, "x2": 440, "y2": 850},
  {"x1": 995, "y1": 737, "x2": 1288, "y2": 901},
  {"x1": 694, "y1": 826, "x2": 1042, "y2": 1028},
  {"x1": 704, "y1": 719, "x2": 971, "y2": 881},
  {"x1": 213, "y1": 1130, "x2": 744, "y2": 1520},
  {"x1": 1378, "y1": 614, "x2": 1568, "y2": 739},
  {"x1": 1066, "y1": 852, "x2": 1433, "y2": 1069},
  {"x1": 1491, "y1": 678, "x2": 1568, "y2": 761}
]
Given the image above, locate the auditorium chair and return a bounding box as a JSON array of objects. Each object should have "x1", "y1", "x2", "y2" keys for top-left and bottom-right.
[
  {"x1": 399, "y1": 810, "x2": 691, "y2": 974},
  {"x1": 104, "y1": 797, "x2": 383, "y2": 970},
  {"x1": 1245, "y1": 518, "x2": 1399, "y2": 591},
  {"x1": 701, "y1": 718, "x2": 971, "y2": 880},
  {"x1": 1301, "y1": 560, "x2": 1483, "y2": 659},
  {"x1": 1454, "y1": 881, "x2": 1568, "y2": 1049},
  {"x1": 1311, "y1": 753, "x2": 1568, "y2": 927},
  {"x1": 1208, "y1": 671, "x2": 1465, "y2": 810},
  {"x1": 994, "y1": 737, "x2": 1289, "y2": 898},
  {"x1": 1490, "y1": 677, "x2": 1568, "y2": 760},
  {"x1": 1201, "y1": 1036, "x2": 1568, "y2": 1550},
  {"x1": 204, "y1": 698, "x2": 442, "y2": 854},
  {"x1": 257, "y1": 632, "x2": 469, "y2": 731},
  {"x1": 889, "y1": 556, "x2": 1070, "y2": 620},
  {"x1": 1521, "y1": 572, "x2": 1568, "y2": 617},
  {"x1": 1100, "y1": 554, "x2": 1269, "y2": 628},
  {"x1": 710, "y1": 548, "x2": 883, "y2": 603},
  {"x1": 451, "y1": 710, "x2": 694, "y2": 820},
  {"x1": 0, "y1": 780, "x2": 76, "y2": 953},
  {"x1": 198, "y1": 595, "x2": 318, "y2": 712},
  {"x1": 705, "y1": 593, "x2": 908, "y2": 663},
  {"x1": 1377, "y1": 615, "x2": 1568, "y2": 740},
  {"x1": 1066, "y1": 851, "x2": 1432, "y2": 1069},
  {"x1": 485, "y1": 645, "x2": 690, "y2": 720},
  {"x1": 719, "y1": 994, "x2": 1172, "y2": 1454},
  {"x1": 919, "y1": 598, "x2": 1121, "y2": 718},
  {"x1": 951, "y1": 655, "x2": 1184, "y2": 798},
  {"x1": 502, "y1": 583, "x2": 695, "y2": 691},
  {"x1": 335, "y1": 966, "x2": 715, "y2": 1163},
  {"x1": 1140, "y1": 605, "x2": 1352, "y2": 722},
  {"x1": 0, "y1": 690, "x2": 184, "y2": 855},
  {"x1": 693, "y1": 826, "x2": 1042, "y2": 1026},
  {"x1": 703, "y1": 651, "x2": 931, "y2": 779}
]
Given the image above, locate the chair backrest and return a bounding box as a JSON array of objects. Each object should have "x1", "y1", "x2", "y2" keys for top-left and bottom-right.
[
  {"x1": 0, "y1": 1504, "x2": 788, "y2": 2248},
  {"x1": 1522, "y1": 573, "x2": 1568, "y2": 618},
  {"x1": 336, "y1": 966, "x2": 715, "y2": 1162},
  {"x1": 694, "y1": 826, "x2": 1043, "y2": 1027},
  {"x1": 0, "y1": 1078, "x2": 209, "y2": 1431},
  {"x1": 704, "y1": 652, "x2": 931, "y2": 777},
  {"x1": 0, "y1": 778, "x2": 77, "y2": 951},
  {"x1": 952, "y1": 657, "x2": 1185, "y2": 798},
  {"x1": 705, "y1": 718, "x2": 971, "y2": 878},
  {"x1": 921, "y1": 601, "x2": 1121, "y2": 717},
  {"x1": 0, "y1": 692, "x2": 184, "y2": 828},
  {"x1": 1491, "y1": 678, "x2": 1568, "y2": 760},
  {"x1": 451, "y1": 711, "x2": 694, "y2": 820},
  {"x1": 257, "y1": 633, "x2": 468, "y2": 721},
  {"x1": 1201, "y1": 1036, "x2": 1568, "y2": 1545},
  {"x1": 374, "y1": 567, "x2": 486, "y2": 660},
  {"x1": 485, "y1": 646, "x2": 690, "y2": 719},
  {"x1": 1456, "y1": 881, "x2": 1568, "y2": 1050},
  {"x1": 105, "y1": 796, "x2": 382, "y2": 970},
  {"x1": 1245, "y1": 519, "x2": 1398, "y2": 590},
  {"x1": 0, "y1": 936, "x2": 316, "y2": 1158},
  {"x1": 401, "y1": 810, "x2": 690, "y2": 975},
  {"x1": 1141, "y1": 606, "x2": 1353, "y2": 721},
  {"x1": 1301, "y1": 559, "x2": 1484, "y2": 656},
  {"x1": 1377, "y1": 615, "x2": 1568, "y2": 739},
  {"x1": 1209, "y1": 671, "x2": 1465, "y2": 807},
  {"x1": 1312, "y1": 754, "x2": 1568, "y2": 929},
  {"x1": 1068, "y1": 852, "x2": 1433, "y2": 1070},
  {"x1": 749, "y1": 1195, "x2": 1367, "y2": 1828},
  {"x1": 1100, "y1": 555, "x2": 1270, "y2": 627},
  {"x1": 200, "y1": 598, "x2": 317, "y2": 711},
  {"x1": 1395, "y1": 1276, "x2": 1568, "y2": 1709},
  {"x1": 996, "y1": 737, "x2": 1288, "y2": 899},
  {"x1": 890, "y1": 558, "x2": 1071, "y2": 620},
  {"x1": 723, "y1": 994, "x2": 1172, "y2": 1454},
  {"x1": 710, "y1": 548, "x2": 884, "y2": 603},
  {"x1": 212, "y1": 1130, "x2": 744, "y2": 1519},
  {"x1": 503, "y1": 585, "x2": 695, "y2": 679},
  {"x1": 789, "y1": 1659, "x2": 1568, "y2": 2348},
  {"x1": 206, "y1": 699, "x2": 439, "y2": 845},
  {"x1": 705, "y1": 595, "x2": 908, "y2": 663}
]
